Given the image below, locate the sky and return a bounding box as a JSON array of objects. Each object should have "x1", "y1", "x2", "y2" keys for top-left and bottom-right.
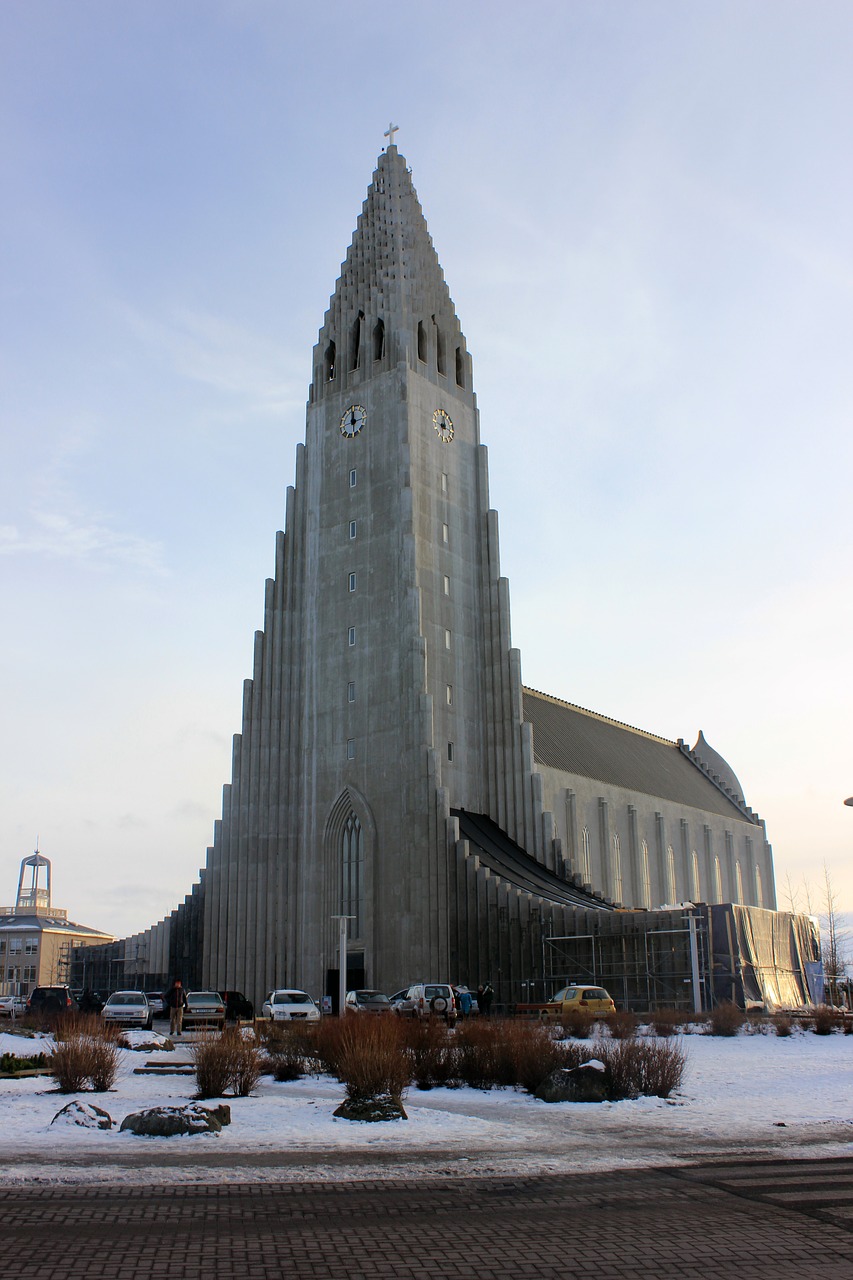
[{"x1": 1, "y1": 2, "x2": 851, "y2": 942}]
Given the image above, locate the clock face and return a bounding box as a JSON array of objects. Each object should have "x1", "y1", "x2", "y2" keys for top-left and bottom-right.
[
  {"x1": 340, "y1": 405, "x2": 366, "y2": 437},
  {"x1": 433, "y1": 408, "x2": 454, "y2": 443}
]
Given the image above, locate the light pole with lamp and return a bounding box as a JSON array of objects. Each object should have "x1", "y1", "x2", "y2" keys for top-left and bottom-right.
[{"x1": 330, "y1": 915, "x2": 355, "y2": 1016}]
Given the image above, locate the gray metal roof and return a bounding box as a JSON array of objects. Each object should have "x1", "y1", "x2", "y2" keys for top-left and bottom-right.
[{"x1": 522, "y1": 687, "x2": 751, "y2": 823}]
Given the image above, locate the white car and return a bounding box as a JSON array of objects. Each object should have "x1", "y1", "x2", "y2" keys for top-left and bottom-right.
[
  {"x1": 0, "y1": 995, "x2": 27, "y2": 1017},
  {"x1": 261, "y1": 989, "x2": 321, "y2": 1022},
  {"x1": 101, "y1": 991, "x2": 152, "y2": 1030}
]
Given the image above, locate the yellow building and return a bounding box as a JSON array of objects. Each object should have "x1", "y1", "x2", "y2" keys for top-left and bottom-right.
[{"x1": 0, "y1": 850, "x2": 112, "y2": 997}]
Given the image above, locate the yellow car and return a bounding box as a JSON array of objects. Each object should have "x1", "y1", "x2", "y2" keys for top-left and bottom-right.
[{"x1": 541, "y1": 984, "x2": 616, "y2": 1022}]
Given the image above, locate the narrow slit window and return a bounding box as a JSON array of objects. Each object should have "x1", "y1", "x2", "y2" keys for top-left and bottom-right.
[
  {"x1": 373, "y1": 318, "x2": 385, "y2": 361},
  {"x1": 347, "y1": 682, "x2": 355, "y2": 703},
  {"x1": 349, "y1": 468, "x2": 357, "y2": 488},
  {"x1": 346, "y1": 739, "x2": 356, "y2": 761},
  {"x1": 324, "y1": 340, "x2": 336, "y2": 382},
  {"x1": 441, "y1": 473, "x2": 448, "y2": 494},
  {"x1": 417, "y1": 320, "x2": 427, "y2": 362},
  {"x1": 447, "y1": 742, "x2": 454, "y2": 762},
  {"x1": 442, "y1": 522, "x2": 449, "y2": 544},
  {"x1": 348, "y1": 627, "x2": 356, "y2": 647},
  {"x1": 446, "y1": 685, "x2": 452, "y2": 705},
  {"x1": 349, "y1": 520, "x2": 357, "y2": 539},
  {"x1": 348, "y1": 572, "x2": 357, "y2": 592},
  {"x1": 445, "y1": 629, "x2": 451, "y2": 649},
  {"x1": 443, "y1": 575, "x2": 450, "y2": 596},
  {"x1": 433, "y1": 315, "x2": 446, "y2": 375},
  {"x1": 350, "y1": 310, "x2": 364, "y2": 371}
]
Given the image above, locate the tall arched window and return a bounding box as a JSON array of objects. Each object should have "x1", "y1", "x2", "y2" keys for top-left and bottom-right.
[
  {"x1": 612, "y1": 833, "x2": 622, "y2": 903},
  {"x1": 455, "y1": 345, "x2": 465, "y2": 387},
  {"x1": 641, "y1": 839, "x2": 651, "y2": 909},
  {"x1": 581, "y1": 826, "x2": 591, "y2": 884},
  {"x1": 714, "y1": 855, "x2": 723, "y2": 903},
  {"x1": 417, "y1": 320, "x2": 427, "y2": 362},
  {"x1": 691, "y1": 850, "x2": 701, "y2": 901},
  {"x1": 735, "y1": 860, "x2": 744, "y2": 904},
  {"x1": 667, "y1": 845, "x2": 677, "y2": 903},
  {"x1": 342, "y1": 812, "x2": 364, "y2": 939},
  {"x1": 755, "y1": 863, "x2": 764, "y2": 908}
]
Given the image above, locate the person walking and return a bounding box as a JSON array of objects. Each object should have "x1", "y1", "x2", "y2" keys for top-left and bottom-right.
[
  {"x1": 167, "y1": 978, "x2": 188, "y2": 1037},
  {"x1": 479, "y1": 982, "x2": 494, "y2": 1018}
]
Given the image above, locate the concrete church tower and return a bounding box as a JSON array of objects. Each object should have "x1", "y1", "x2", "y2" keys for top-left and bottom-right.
[
  {"x1": 77, "y1": 139, "x2": 788, "y2": 1012},
  {"x1": 201, "y1": 140, "x2": 563, "y2": 1001}
]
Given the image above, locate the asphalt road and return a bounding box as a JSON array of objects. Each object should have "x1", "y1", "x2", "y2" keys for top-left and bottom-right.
[{"x1": 6, "y1": 1157, "x2": 853, "y2": 1279}]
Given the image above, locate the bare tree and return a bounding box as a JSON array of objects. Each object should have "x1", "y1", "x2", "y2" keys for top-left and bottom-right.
[
  {"x1": 821, "y1": 863, "x2": 847, "y2": 1006},
  {"x1": 783, "y1": 871, "x2": 800, "y2": 914}
]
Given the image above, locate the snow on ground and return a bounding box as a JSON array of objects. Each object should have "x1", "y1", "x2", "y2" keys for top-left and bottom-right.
[{"x1": 1, "y1": 1026, "x2": 852, "y2": 1185}]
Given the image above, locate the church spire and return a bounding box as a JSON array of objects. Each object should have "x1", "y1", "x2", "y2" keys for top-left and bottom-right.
[{"x1": 310, "y1": 145, "x2": 472, "y2": 401}]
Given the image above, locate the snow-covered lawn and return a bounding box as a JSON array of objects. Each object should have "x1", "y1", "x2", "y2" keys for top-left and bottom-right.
[{"x1": 1, "y1": 1026, "x2": 851, "y2": 1185}]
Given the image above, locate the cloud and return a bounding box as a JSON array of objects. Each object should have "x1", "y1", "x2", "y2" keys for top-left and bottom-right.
[
  {"x1": 118, "y1": 302, "x2": 305, "y2": 417},
  {"x1": 0, "y1": 509, "x2": 165, "y2": 573}
]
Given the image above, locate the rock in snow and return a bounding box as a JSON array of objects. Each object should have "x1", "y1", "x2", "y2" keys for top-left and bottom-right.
[
  {"x1": 51, "y1": 1101, "x2": 114, "y2": 1130},
  {"x1": 119, "y1": 1104, "x2": 231, "y2": 1137}
]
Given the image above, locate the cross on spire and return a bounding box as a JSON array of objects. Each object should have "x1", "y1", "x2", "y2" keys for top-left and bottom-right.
[{"x1": 384, "y1": 122, "x2": 399, "y2": 148}]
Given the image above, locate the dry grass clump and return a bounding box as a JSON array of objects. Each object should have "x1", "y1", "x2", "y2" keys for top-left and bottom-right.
[
  {"x1": 772, "y1": 1013, "x2": 793, "y2": 1037},
  {"x1": 649, "y1": 1008, "x2": 682, "y2": 1038},
  {"x1": 54, "y1": 1012, "x2": 120, "y2": 1043},
  {"x1": 559, "y1": 1007, "x2": 594, "y2": 1039},
  {"x1": 812, "y1": 1005, "x2": 842, "y2": 1036},
  {"x1": 333, "y1": 1015, "x2": 410, "y2": 1104},
  {"x1": 262, "y1": 1024, "x2": 314, "y2": 1082},
  {"x1": 50, "y1": 1031, "x2": 119, "y2": 1093},
  {"x1": 605, "y1": 1010, "x2": 638, "y2": 1041},
  {"x1": 708, "y1": 1001, "x2": 746, "y2": 1037}
]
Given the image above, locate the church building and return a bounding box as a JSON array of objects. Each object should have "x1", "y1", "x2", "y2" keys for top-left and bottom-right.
[{"x1": 75, "y1": 140, "x2": 800, "y2": 1013}]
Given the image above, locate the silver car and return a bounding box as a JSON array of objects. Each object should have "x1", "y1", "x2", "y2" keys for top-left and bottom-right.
[{"x1": 101, "y1": 991, "x2": 152, "y2": 1030}]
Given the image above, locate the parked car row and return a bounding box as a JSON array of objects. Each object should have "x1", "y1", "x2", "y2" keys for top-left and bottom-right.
[{"x1": 2, "y1": 981, "x2": 618, "y2": 1026}]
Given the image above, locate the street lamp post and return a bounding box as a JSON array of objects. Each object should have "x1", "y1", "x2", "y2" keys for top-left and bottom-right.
[{"x1": 330, "y1": 915, "x2": 355, "y2": 1016}]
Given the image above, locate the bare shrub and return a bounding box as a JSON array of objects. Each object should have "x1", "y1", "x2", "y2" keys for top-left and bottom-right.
[
  {"x1": 709, "y1": 1002, "x2": 746, "y2": 1037},
  {"x1": 312, "y1": 1017, "x2": 349, "y2": 1075},
  {"x1": 456, "y1": 1019, "x2": 501, "y2": 1089},
  {"x1": 263, "y1": 1025, "x2": 311, "y2": 1082},
  {"x1": 559, "y1": 1007, "x2": 593, "y2": 1039},
  {"x1": 334, "y1": 1015, "x2": 410, "y2": 1103},
  {"x1": 605, "y1": 1010, "x2": 638, "y2": 1041},
  {"x1": 222, "y1": 1027, "x2": 262, "y2": 1097},
  {"x1": 454, "y1": 1019, "x2": 570, "y2": 1092},
  {"x1": 88, "y1": 1037, "x2": 120, "y2": 1092},
  {"x1": 50, "y1": 1036, "x2": 97, "y2": 1093},
  {"x1": 812, "y1": 1005, "x2": 841, "y2": 1036},
  {"x1": 54, "y1": 1012, "x2": 118, "y2": 1043},
  {"x1": 603, "y1": 1038, "x2": 685, "y2": 1100},
  {"x1": 772, "y1": 1014, "x2": 793, "y2": 1037},
  {"x1": 649, "y1": 1009, "x2": 681, "y2": 1038},
  {"x1": 192, "y1": 1033, "x2": 235, "y2": 1099},
  {"x1": 404, "y1": 1018, "x2": 457, "y2": 1090}
]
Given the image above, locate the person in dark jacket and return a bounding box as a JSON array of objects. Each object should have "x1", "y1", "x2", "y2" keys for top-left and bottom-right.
[{"x1": 166, "y1": 979, "x2": 188, "y2": 1037}]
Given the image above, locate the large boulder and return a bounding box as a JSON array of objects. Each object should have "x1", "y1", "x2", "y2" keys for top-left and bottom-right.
[
  {"x1": 51, "y1": 1101, "x2": 114, "y2": 1130},
  {"x1": 119, "y1": 1103, "x2": 231, "y2": 1137},
  {"x1": 333, "y1": 1094, "x2": 408, "y2": 1122},
  {"x1": 534, "y1": 1060, "x2": 609, "y2": 1104}
]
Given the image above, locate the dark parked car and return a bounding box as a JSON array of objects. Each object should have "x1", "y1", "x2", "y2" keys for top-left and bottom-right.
[
  {"x1": 26, "y1": 985, "x2": 77, "y2": 1015},
  {"x1": 220, "y1": 991, "x2": 254, "y2": 1021}
]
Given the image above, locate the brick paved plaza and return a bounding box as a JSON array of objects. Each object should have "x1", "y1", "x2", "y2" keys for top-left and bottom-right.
[{"x1": 6, "y1": 1158, "x2": 853, "y2": 1279}]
